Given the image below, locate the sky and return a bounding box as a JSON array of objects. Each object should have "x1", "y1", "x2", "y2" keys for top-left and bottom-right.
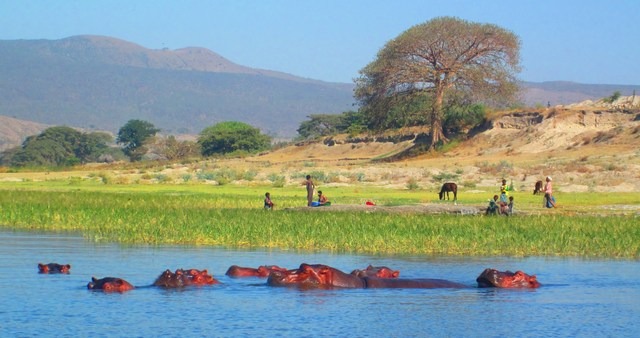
[{"x1": 1, "y1": 0, "x2": 638, "y2": 85}]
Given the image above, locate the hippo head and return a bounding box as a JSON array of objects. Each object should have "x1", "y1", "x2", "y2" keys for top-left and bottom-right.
[
  {"x1": 476, "y1": 268, "x2": 540, "y2": 288},
  {"x1": 87, "y1": 277, "x2": 134, "y2": 292},
  {"x1": 187, "y1": 269, "x2": 219, "y2": 285},
  {"x1": 267, "y1": 264, "x2": 333, "y2": 288},
  {"x1": 267, "y1": 263, "x2": 363, "y2": 289},
  {"x1": 38, "y1": 263, "x2": 71, "y2": 274},
  {"x1": 351, "y1": 265, "x2": 400, "y2": 279},
  {"x1": 154, "y1": 269, "x2": 185, "y2": 287},
  {"x1": 258, "y1": 265, "x2": 288, "y2": 277},
  {"x1": 155, "y1": 268, "x2": 218, "y2": 287}
]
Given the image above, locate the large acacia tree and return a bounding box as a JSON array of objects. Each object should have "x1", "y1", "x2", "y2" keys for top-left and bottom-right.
[{"x1": 355, "y1": 17, "x2": 521, "y2": 147}]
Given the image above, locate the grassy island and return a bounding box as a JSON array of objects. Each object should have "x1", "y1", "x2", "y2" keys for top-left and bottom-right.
[{"x1": 1, "y1": 180, "x2": 638, "y2": 259}]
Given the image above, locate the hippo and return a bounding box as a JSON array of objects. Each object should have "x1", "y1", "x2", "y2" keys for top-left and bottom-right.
[
  {"x1": 476, "y1": 268, "x2": 541, "y2": 288},
  {"x1": 225, "y1": 265, "x2": 288, "y2": 278},
  {"x1": 267, "y1": 263, "x2": 540, "y2": 289},
  {"x1": 38, "y1": 263, "x2": 71, "y2": 274},
  {"x1": 350, "y1": 265, "x2": 400, "y2": 279},
  {"x1": 268, "y1": 263, "x2": 467, "y2": 289},
  {"x1": 87, "y1": 277, "x2": 135, "y2": 292},
  {"x1": 153, "y1": 268, "x2": 219, "y2": 288}
]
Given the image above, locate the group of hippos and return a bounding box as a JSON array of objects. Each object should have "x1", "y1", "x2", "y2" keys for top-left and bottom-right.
[{"x1": 38, "y1": 262, "x2": 541, "y2": 292}]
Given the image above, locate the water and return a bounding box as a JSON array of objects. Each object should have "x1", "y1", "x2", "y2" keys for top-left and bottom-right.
[{"x1": 1, "y1": 229, "x2": 638, "y2": 337}]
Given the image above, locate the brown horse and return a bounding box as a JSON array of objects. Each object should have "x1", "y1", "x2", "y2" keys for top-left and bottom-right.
[
  {"x1": 438, "y1": 182, "x2": 457, "y2": 202},
  {"x1": 533, "y1": 180, "x2": 543, "y2": 195}
]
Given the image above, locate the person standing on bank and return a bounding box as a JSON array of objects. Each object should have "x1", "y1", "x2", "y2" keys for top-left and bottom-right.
[
  {"x1": 499, "y1": 179, "x2": 510, "y2": 204},
  {"x1": 543, "y1": 176, "x2": 556, "y2": 208},
  {"x1": 303, "y1": 175, "x2": 315, "y2": 206},
  {"x1": 264, "y1": 192, "x2": 274, "y2": 210}
]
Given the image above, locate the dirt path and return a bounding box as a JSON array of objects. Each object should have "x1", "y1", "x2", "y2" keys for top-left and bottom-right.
[
  {"x1": 286, "y1": 203, "x2": 487, "y2": 215},
  {"x1": 285, "y1": 203, "x2": 640, "y2": 216}
]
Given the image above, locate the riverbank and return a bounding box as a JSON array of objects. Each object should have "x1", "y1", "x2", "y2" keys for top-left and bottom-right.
[{"x1": 1, "y1": 185, "x2": 638, "y2": 258}]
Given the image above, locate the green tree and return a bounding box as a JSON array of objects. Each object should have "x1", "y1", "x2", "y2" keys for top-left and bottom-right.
[
  {"x1": 6, "y1": 126, "x2": 112, "y2": 167},
  {"x1": 355, "y1": 16, "x2": 521, "y2": 148},
  {"x1": 603, "y1": 91, "x2": 622, "y2": 103},
  {"x1": 297, "y1": 111, "x2": 366, "y2": 139},
  {"x1": 76, "y1": 132, "x2": 113, "y2": 163},
  {"x1": 198, "y1": 121, "x2": 271, "y2": 156},
  {"x1": 116, "y1": 119, "x2": 159, "y2": 161}
]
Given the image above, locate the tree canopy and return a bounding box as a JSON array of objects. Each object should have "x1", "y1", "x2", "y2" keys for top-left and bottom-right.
[
  {"x1": 297, "y1": 111, "x2": 365, "y2": 139},
  {"x1": 3, "y1": 126, "x2": 112, "y2": 167},
  {"x1": 198, "y1": 121, "x2": 271, "y2": 156},
  {"x1": 355, "y1": 16, "x2": 521, "y2": 148},
  {"x1": 116, "y1": 119, "x2": 159, "y2": 161}
]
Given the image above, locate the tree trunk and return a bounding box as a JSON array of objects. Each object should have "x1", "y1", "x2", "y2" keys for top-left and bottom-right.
[{"x1": 429, "y1": 85, "x2": 449, "y2": 149}]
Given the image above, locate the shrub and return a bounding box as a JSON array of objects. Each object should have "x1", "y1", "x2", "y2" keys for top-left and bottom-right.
[
  {"x1": 432, "y1": 172, "x2": 459, "y2": 182},
  {"x1": 406, "y1": 178, "x2": 420, "y2": 190}
]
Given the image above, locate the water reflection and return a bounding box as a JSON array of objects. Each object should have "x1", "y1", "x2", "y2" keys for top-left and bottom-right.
[{"x1": 1, "y1": 229, "x2": 638, "y2": 337}]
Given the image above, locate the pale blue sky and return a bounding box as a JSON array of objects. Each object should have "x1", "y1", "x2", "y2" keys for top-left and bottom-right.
[{"x1": 1, "y1": 0, "x2": 638, "y2": 85}]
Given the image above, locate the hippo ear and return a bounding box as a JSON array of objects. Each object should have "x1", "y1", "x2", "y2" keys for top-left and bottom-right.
[
  {"x1": 392, "y1": 271, "x2": 400, "y2": 278},
  {"x1": 513, "y1": 271, "x2": 525, "y2": 281},
  {"x1": 92, "y1": 277, "x2": 98, "y2": 282}
]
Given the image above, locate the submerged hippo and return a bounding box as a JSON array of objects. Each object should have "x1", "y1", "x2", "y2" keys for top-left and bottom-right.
[
  {"x1": 350, "y1": 265, "x2": 400, "y2": 279},
  {"x1": 267, "y1": 263, "x2": 540, "y2": 289},
  {"x1": 87, "y1": 277, "x2": 135, "y2": 292},
  {"x1": 38, "y1": 263, "x2": 71, "y2": 274},
  {"x1": 153, "y1": 268, "x2": 220, "y2": 287},
  {"x1": 87, "y1": 268, "x2": 219, "y2": 292},
  {"x1": 225, "y1": 265, "x2": 289, "y2": 278},
  {"x1": 476, "y1": 268, "x2": 541, "y2": 288}
]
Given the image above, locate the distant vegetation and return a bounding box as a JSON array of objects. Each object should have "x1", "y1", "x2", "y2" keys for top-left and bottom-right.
[
  {"x1": 0, "y1": 126, "x2": 119, "y2": 167},
  {"x1": 603, "y1": 91, "x2": 622, "y2": 103},
  {"x1": 296, "y1": 111, "x2": 366, "y2": 139},
  {"x1": 116, "y1": 119, "x2": 160, "y2": 162},
  {"x1": 198, "y1": 121, "x2": 271, "y2": 156}
]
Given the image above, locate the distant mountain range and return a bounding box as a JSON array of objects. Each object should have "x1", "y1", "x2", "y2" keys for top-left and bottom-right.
[
  {"x1": 519, "y1": 81, "x2": 637, "y2": 107},
  {"x1": 0, "y1": 35, "x2": 638, "y2": 149},
  {"x1": 0, "y1": 35, "x2": 355, "y2": 138}
]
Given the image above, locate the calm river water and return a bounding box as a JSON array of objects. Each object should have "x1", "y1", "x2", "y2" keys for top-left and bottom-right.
[{"x1": 1, "y1": 229, "x2": 638, "y2": 337}]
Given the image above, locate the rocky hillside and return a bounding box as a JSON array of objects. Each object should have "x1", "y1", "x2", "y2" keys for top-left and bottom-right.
[{"x1": 257, "y1": 96, "x2": 640, "y2": 193}]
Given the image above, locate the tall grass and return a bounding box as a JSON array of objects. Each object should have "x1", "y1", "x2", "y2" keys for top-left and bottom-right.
[{"x1": 0, "y1": 185, "x2": 638, "y2": 258}]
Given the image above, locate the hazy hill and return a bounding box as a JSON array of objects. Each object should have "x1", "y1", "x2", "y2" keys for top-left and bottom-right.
[
  {"x1": 0, "y1": 116, "x2": 49, "y2": 151},
  {"x1": 0, "y1": 35, "x2": 355, "y2": 137},
  {"x1": 520, "y1": 81, "x2": 638, "y2": 106}
]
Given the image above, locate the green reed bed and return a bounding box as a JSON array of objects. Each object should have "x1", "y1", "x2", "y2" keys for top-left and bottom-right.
[{"x1": 0, "y1": 188, "x2": 638, "y2": 258}]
